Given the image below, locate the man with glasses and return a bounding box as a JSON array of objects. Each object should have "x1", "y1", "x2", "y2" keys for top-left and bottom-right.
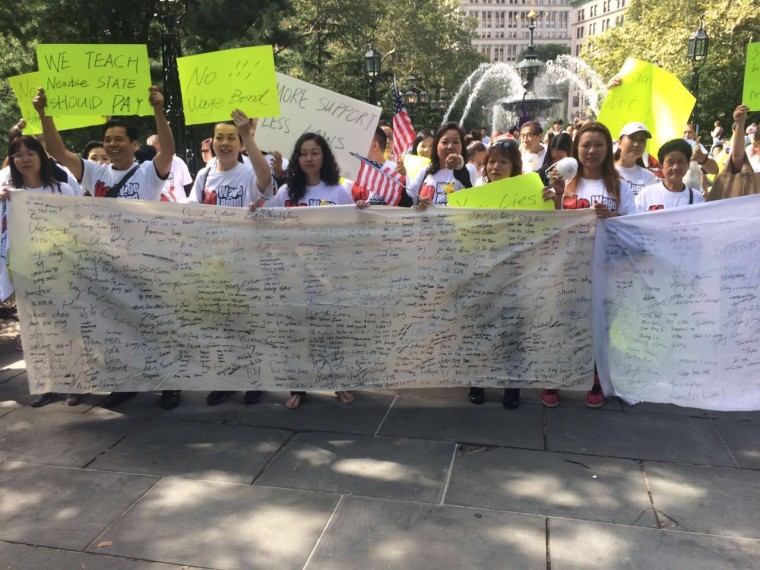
[{"x1": 519, "y1": 121, "x2": 547, "y2": 174}]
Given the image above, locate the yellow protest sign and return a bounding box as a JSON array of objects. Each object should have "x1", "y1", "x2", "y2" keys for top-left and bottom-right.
[
  {"x1": 743, "y1": 43, "x2": 760, "y2": 110},
  {"x1": 7, "y1": 72, "x2": 104, "y2": 135},
  {"x1": 36, "y1": 44, "x2": 152, "y2": 117},
  {"x1": 447, "y1": 172, "x2": 553, "y2": 210},
  {"x1": 597, "y1": 58, "x2": 695, "y2": 156},
  {"x1": 177, "y1": 46, "x2": 280, "y2": 125},
  {"x1": 403, "y1": 154, "x2": 431, "y2": 183}
]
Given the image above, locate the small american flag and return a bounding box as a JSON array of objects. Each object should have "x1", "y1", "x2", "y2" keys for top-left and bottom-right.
[
  {"x1": 350, "y1": 152, "x2": 405, "y2": 206},
  {"x1": 392, "y1": 76, "x2": 416, "y2": 161}
]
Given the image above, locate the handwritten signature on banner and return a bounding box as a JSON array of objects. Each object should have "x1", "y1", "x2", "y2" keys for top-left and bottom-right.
[
  {"x1": 36, "y1": 44, "x2": 152, "y2": 117},
  {"x1": 10, "y1": 195, "x2": 596, "y2": 395}
]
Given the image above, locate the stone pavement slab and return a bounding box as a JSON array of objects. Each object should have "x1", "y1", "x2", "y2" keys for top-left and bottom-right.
[
  {"x1": 377, "y1": 395, "x2": 545, "y2": 449},
  {"x1": 306, "y1": 495, "x2": 547, "y2": 570},
  {"x1": 256, "y1": 432, "x2": 455, "y2": 503},
  {"x1": 0, "y1": 461, "x2": 158, "y2": 550},
  {"x1": 91, "y1": 478, "x2": 339, "y2": 570},
  {"x1": 546, "y1": 407, "x2": 735, "y2": 466},
  {"x1": 0, "y1": 406, "x2": 146, "y2": 467},
  {"x1": 88, "y1": 418, "x2": 290, "y2": 483},
  {"x1": 446, "y1": 446, "x2": 657, "y2": 527},
  {"x1": 549, "y1": 518, "x2": 760, "y2": 569},
  {"x1": 622, "y1": 401, "x2": 760, "y2": 422},
  {"x1": 711, "y1": 418, "x2": 760, "y2": 469},
  {"x1": 0, "y1": 541, "x2": 200, "y2": 570},
  {"x1": 644, "y1": 461, "x2": 760, "y2": 539},
  {"x1": 228, "y1": 390, "x2": 394, "y2": 435}
]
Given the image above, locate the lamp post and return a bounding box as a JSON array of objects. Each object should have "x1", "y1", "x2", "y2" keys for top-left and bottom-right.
[
  {"x1": 155, "y1": 0, "x2": 195, "y2": 174},
  {"x1": 364, "y1": 46, "x2": 381, "y2": 106},
  {"x1": 687, "y1": 15, "x2": 709, "y2": 126}
]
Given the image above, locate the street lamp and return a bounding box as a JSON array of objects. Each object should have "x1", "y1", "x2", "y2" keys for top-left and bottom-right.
[
  {"x1": 363, "y1": 46, "x2": 381, "y2": 105},
  {"x1": 155, "y1": 0, "x2": 194, "y2": 173},
  {"x1": 687, "y1": 15, "x2": 709, "y2": 125}
]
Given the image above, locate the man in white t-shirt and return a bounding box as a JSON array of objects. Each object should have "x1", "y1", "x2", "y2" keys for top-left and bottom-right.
[
  {"x1": 520, "y1": 121, "x2": 547, "y2": 173},
  {"x1": 33, "y1": 85, "x2": 182, "y2": 411},
  {"x1": 147, "y1": 134, "x2": 192, "y2": 203},
  {"x1": 636, "y1": 138, "x2": 705, "y2": 212}
]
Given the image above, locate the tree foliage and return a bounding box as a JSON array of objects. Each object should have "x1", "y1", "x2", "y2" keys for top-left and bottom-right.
[
  {"x1": 581, "y1": 0, "x2": 759, "y2": 131},
  {"x1": 518, "y1": 43, "x2": 571, "y2": 63}
]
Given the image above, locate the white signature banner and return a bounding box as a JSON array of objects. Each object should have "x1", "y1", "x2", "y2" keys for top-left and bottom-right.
[
  {"x1": 11, "y1": 195, "x2": 596, "y2": 395},
  {"x1": 594, "y1": 194, "x2": 760, "y2": 411}
]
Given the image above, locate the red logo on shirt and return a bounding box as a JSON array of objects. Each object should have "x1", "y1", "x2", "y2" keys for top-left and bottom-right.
[{"x1": 563, "y1": 196, "x2": 591, "y2": 209}]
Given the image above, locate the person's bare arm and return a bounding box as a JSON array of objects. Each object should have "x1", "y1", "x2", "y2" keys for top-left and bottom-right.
[
  {"x1": 232, "y1": 110, "x2": 272, "y2": 192},
  {"x1": 150, "y1": 87, "x2": 175, "y2": 179},
  {"x1": 32, "y1": 88, "x2": 83, "y2": 180},
  {"x1": 730, "y1": 105, "x2": 749, "y2": 173}
]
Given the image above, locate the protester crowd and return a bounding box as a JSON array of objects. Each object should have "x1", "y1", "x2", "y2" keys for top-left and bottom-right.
[{"x1": 1, "y1": 82, "x2": 758, "y2": 413}]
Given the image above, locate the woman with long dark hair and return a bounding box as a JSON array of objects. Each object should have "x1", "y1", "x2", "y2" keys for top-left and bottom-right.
[
  {"x1": 261, "y1": 133, "x2": 363, "y2": 408},
  {"x1": 406, "y1": 122, "x2": 476, "y2": 205},
  {"x1": 0, "y1": 136, "x2": 78, "y2": 408},
  {"x1": 542, "y1": 122, "x2": 635, "y2": 410}
]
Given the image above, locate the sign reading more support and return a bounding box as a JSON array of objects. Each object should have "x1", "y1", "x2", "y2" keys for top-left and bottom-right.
[{"x1": 36, "y1": 44, "x2": 152, "y2": 116}]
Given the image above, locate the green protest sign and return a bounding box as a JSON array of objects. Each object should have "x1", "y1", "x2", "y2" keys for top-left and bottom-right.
[
  {"x1": 447, "y1": 173, "x2": 553, "y2": 210},
  {"x1": 36, "y1": 44, "x2": 152, "y2": 116},
  {"x1": 177, "y1": 46, "x2": 280, "y2": 125}
]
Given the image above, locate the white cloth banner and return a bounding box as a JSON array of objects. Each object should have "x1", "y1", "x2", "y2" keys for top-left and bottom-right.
[
  {"x1": 594, "y1": 194, "x2": 760, "y2": 411},
  {"x1": 10, "y1": 194, "x2": 596, "y2": 394}
]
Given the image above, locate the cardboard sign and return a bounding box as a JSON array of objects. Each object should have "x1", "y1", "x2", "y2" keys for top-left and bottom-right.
[
  {"x1": 597, "y1": 58, "x2": 695, "y2": 156},
  {"x1": 7, "y1": 72, "x2": 104, "y2": 135},
  {"x1": 177, "y1": 45, "x2": 280, "y2": 125},
  {"x1": 255, "y1": 73, "x2": 382, "y2": 180},
  {"x1": 447, "y1": 173, "x2": 554, "y2": 210},
  {"x1": 36, "y1": 44, "x2": 152, "y2": 116}
]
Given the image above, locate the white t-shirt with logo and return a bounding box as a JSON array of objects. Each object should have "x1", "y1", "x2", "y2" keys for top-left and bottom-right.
[
  {"x1": 188, "y1": 161, "x2": 273, "y2": 207},
  {"x1": 561, "y1": 177, "x2": 636, "y2": 216},
  {"x1": 161, "y1": 155, "x2": 192, "y2": 203},
  {"x1": 615, "y1": 164, "x2": 657, "y2": 197},
  {"x1": 635, "y1": 181, "x2": 705, "y2": 212},
  {"x1": 408, "y1": 165, "x2": 477, "y2": 206},
  {"x1": 0, "y1": 166, "x2": 77, "y2": 196},
  {"x1": 269, "y1": 180, "x2": 354, "y2": 208},
  {"x1": 81, "y1": 159, "x2": 166, "y2": 200}
]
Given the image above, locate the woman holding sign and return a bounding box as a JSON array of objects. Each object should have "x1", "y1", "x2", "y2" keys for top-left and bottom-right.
[
  {"x1": 467, "y1": 138, "x2": 556, "y2": 409},
  {"x1": 0, "y1": 136, "x2": 78, "y2": 407},
  {"x1": 543, "y1": 121, "x2": 635, "y2": 409},
  {"x1": 257, "y1": 132, "x2": 366, "y2": 409}
]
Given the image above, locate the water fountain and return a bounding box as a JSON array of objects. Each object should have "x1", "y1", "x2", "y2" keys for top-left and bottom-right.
[{"x1": 441, "y1": 10, "x2": 607, "y2": 132}]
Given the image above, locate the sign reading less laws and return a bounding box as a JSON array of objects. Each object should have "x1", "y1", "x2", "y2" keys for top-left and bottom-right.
[{"x1": 36, "y1": 44, "x2": 152, "y2": 116}]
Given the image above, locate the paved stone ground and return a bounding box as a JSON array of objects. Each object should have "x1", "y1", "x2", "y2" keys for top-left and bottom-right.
[{"x1": 1, "y1": 336, "x2": 759, "y2": 569}]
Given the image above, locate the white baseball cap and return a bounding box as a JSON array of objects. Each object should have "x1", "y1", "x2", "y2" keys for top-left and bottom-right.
[{"x1": 619, "y1": 122, "x2": 652, "y2": 138}]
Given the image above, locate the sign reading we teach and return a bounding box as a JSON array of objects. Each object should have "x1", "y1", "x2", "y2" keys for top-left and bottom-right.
[
  {"x1": 7, "y1": 72, "x2": 104, "y2": 135},
  {"x1": 36, "y1": 44, "x2": 152, "y2": 116},
  {"x1": 743, "y1": 43, "x2": 760, "y2": 110},
  {"x1": 177, "y1": 46, "x2": 279, "y2": 125},
  {"x1": 597, "y1": 58, "x2": 695, "y2": 156}
]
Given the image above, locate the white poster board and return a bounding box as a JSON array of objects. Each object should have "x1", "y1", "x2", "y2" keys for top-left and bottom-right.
[
  {"x1": 594, "y1": 194, "x2": 760, "y2": 411},
  {"x1": 10, "y1": 194, "x2": 595, "y2": 394},
  {"x1": 255, "y1": 73, "x2": 382, "y2": 180}
]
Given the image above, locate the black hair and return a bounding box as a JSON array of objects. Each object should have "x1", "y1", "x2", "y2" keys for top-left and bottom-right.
[
  {"x1": 373, "y1": 127, "x2": 387, "y2": 152},
  {"x1": 411, "y1": 128, "x2": 435, "y2": 156},
  {"x1": 8, "y1": 136, "x2": 59, "y2": 191},
  {"x1": 428, "y1": 122, "x2": 468, "y2": 176},
  {"x1": 103, "y1": 119, "x2": 139, "y2": 142},
  {"x1": 657, "y1": 139, "x2": 693, "y2": 165},
  {"x1": 285, "y1": 133, "x2": 341, "y2": 204},
  {"x1": 135, "y1": 144, "x2": 157, "y2": 164},
  {"x1": 520, "y1": 121, "x2": 543, "y2": 136},
  {"x1": 82, "y1": 140, "x2": 105, "y2": 159},
  {"x1": 540, "y1": 132, "x2": 573, "y2": 176}
]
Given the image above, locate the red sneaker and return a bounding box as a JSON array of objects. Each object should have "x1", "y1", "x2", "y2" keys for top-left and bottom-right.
[
  {"x1": 585, "y1": 380, "x2": 604, "y2": 408},
  {"x1": 541, "y1": 389, "x2": 559, "y2": 408}
]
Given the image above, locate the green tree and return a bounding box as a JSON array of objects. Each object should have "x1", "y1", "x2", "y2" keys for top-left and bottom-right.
[
  {"x1": 581, "y1": 0, "x2": 759, "y2": 132},
  {"x1": 518, "y1": 43, "x2": 571, "y2": 63}
]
